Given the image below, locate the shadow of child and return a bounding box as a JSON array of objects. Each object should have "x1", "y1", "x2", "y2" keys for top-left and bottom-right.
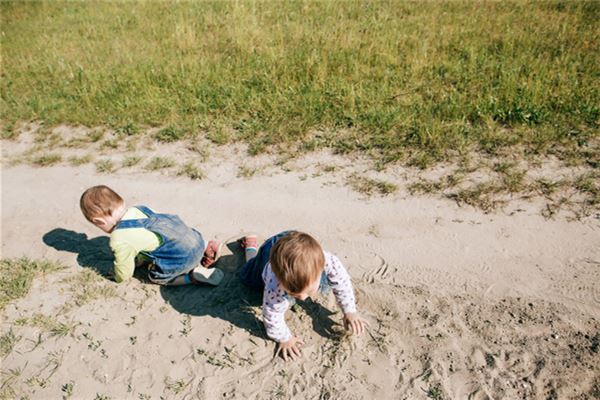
[{"x1": 42, "y1": 228, "x2": 114, "y2": 277}]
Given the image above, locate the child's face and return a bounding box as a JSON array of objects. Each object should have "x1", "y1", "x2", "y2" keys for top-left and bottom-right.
[{"x1": 286, "y1": 275, "x2": 320, "y2": 301}]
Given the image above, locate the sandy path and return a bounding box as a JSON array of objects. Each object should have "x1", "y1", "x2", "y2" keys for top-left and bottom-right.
[{"x1": 1, "y1": 164, "x2": 599, "y2": 399}]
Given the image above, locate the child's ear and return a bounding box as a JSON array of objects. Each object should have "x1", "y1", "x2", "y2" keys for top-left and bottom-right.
[{"x1": 92, "y1": 216, "x2": 105, "y2": 227}]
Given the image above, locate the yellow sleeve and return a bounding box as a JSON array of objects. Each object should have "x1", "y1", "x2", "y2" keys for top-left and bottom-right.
[{"x1": 110, "y1": 238, "x2": 137, "y2": 283}]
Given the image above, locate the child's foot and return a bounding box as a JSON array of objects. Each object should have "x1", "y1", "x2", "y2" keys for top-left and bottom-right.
[
  {"x1": 240, "y1": 234, "x2": 258, "y2": 262},
  {"x1": 240, "y1": 234, "x2": 258, "y2": 251},
  {"x1": 201, "y1": 240, "x2": 221, "y2": 268},
  {"x1": 188, "y1": 266, "x2": 224, "y2": 286}
]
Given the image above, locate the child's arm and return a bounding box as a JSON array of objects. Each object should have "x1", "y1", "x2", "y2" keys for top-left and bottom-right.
[
  {"x1": 325, "y1": 252, "x2": 368, "y2": 335},
  {"x1": 262, "y1": 271, "x2": 293, "y2": 342},
  {"x1": 109, "y1": 238, "x2": 137, "y2": 283}
]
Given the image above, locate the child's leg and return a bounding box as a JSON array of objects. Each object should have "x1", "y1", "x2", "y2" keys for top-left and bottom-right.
[
  {"x1": 240, "y1": 235, "x2": 258, "y2": 262},
  {"x1": 162, "y1": 266, "x2": 224, "y2": 286}
]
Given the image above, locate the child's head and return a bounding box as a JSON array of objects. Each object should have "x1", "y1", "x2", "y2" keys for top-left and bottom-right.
[
  {"x1": 80, "y1": 185, "x2": 125, "y2": 233},
  {"x1": 270, "y1": 231, "x2": 325, "y2": 300}
]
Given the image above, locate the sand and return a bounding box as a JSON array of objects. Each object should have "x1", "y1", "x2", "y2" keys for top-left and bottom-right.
[{"x1": 1, "y1": 153, "x2": 599, "y2": 399}]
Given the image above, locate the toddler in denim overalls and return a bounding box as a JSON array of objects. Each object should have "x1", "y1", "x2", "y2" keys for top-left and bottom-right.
[{"x1": 80, "y1": 185, "x2": 223, "y2": 286}]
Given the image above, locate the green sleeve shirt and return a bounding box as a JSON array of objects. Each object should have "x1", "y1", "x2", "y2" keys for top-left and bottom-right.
[{"x1": 109, "y1": 207, "x2": 161, "y2": 283}]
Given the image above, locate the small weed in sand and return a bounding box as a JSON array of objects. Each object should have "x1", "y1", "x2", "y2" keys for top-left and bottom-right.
[
  {"x1": 0, "y1": 329, "x2": 20, "y2": 358},
  {"x1": 95, "y1": 159, "x2": 116, "y2": 173},
  {"x1": 122, "y1": 156, "x2": 142, "y2": 168},
  {"x1": 269, "y1": 384, "x2": 287, "y2": 399},
  {"x1": 144, "y1": 156, "x2": 175, "y2": 171},
  {"x1": 238, "y1": 165, "x2": 257, "y2": 178},
  {"x1": 347, "y1": 174, "x2": 397, "y2": 196},
  {"x1": 164, "y1": 376, "x2": 191, "y2": 395},
  {"x1": 180, "y1": 315, "x2": 192, "y2": 337},
  {"x1": 129, "y1": 336, "x2": 137, "y2": 345},
  {"x1": 61, "y1": 381, "x2": 74, "y2": 399},
  {"x1": 426, "y1": 384, "x2": 444, "y2": 400},
  {"x1": 94, "y1": 394, "x2": 111, "y2": 400},
  {"x1": 0, "y1": 257, "x2": 65, "y2": 311},
  {"x1": 206, "y1": 126, "x2": 230, "y2": 145},
  {"x1": 178, "y1": 161, "x2": 204, "y2": 180},
  {"x1": 155, "y1": 125, "x2": 184, "y2": 142},
  {"x1": 68, "y1": 154, "x2": 93, "y2": 166},
  {"x1": 32, "y1": 153, "x2": 62, "y2": 166},
  {"x1": 447, "y1": 182, "x2": 502, "y2": 212}
]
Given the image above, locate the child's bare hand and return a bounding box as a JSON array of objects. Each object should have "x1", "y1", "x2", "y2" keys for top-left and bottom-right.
[
  {"x1": 275, "y1": 336, "x2": 304, "y2": 362},
  {"x1": 343, "y1": 312, "x2": 369, "y2": 335}
]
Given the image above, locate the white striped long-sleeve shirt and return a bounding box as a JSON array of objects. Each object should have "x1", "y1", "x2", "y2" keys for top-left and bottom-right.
[{"x1": 261, "y1": 251, "x2": 357, "y2": 342}]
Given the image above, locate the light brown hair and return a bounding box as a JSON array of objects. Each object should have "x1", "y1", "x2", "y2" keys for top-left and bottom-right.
[
  {"x1": 269, "y1": 231, "x2": 325, "y2": 293},
  {"x1": 80, "y1": 185, "x2": 124, "y2": 223}
]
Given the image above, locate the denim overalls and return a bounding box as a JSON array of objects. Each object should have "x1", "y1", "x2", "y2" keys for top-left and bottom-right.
[
  {"x1": 115, "y1": 206, "x2": 206, "y2": 284},
  {"x1": 240, "y1": 231, "x2": 330, "y2": 295}
]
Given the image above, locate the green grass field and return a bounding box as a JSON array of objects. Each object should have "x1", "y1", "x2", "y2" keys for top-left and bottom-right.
[{"x1": 1, "y1": 1, "x2": 598, "y2": 167}]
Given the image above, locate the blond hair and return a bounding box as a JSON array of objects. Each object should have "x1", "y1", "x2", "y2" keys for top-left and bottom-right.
[
  {"x1": 80, "y1": 185, "x2": 124, "y2": 223},
  {"x1": 269, "y1": 231, "x2": 325, "y2": 293}
]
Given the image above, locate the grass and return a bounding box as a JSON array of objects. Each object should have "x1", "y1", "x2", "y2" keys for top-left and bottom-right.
[
  {"x1": 144, "y1": 156, "x2": 175, "y2": 171},
  {"x1": 155, "y1": 125, "x2": 185, "y2": 143},
  {"x1": 22, "y1": 313, "x2": 78, "y2": 338},
  {"x1": 122, "y1": 155, "x2": 142, "y2": 168},
  {"x1": 0, "y1": 329, "x2": 20, "y2": 358},
  {"x1": 347, "y1": 174, "x2": 397, "y2": 196},
  {"x1": 61, "y1": 269, "x2": 118, "y2": 309},
  {"x1": 32, "y1": 153, "x2": 62, "y2": 166},
  {"x1": 0, "y1": 2, "x2": 597, "y2": 168},
  {"x1": 177, "y1": 161, "x2": 204, "y2": 180},
  {"x1": 95, "y1": 158, "x2": 115, "y2": 173},
  {"x1": 0, "y1": 257, "x2": 65, "y2": 311},
  {"x1": 68, "y1": 154, "x2": 92, "y2": 166}
]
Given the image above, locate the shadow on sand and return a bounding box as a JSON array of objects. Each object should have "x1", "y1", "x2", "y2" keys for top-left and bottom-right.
[
  {"x1": 43, "y1": 229, "x2": 340, "y2": 341},
  {"x1": 160, "y1": 240, "x2": 340, "y2": 341},
  {"x1": 43, "y1": 228, "x2": 114, "y2": 277}
]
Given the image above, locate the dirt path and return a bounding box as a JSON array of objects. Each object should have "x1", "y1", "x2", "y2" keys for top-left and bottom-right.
[{"x1": 1, "y1": 164, "x2": 599, "y2": 399}]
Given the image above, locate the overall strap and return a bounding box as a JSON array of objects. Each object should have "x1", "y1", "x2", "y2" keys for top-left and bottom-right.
[
  {"x1": 115, "y1": 219, "x2": 147, "y2": 229},
  {"x1": 135, "y1": 205, "x2": 155, "y2": 217}
]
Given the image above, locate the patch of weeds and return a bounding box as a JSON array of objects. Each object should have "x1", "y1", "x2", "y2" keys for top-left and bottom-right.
[
  {"x1": 534, "y1": 178, "x2": 566, "y2": 196},
  {"x1": 408, "y1": 179, "x2": 444, "y2": 194},
  {"x1": 0, "y1": 329, "x2": 20, "y2": 358},
  {"x1": 206, "y1": 126, "x2": 230, "y2": 145},
  {"x1": 1, "y1": 121, "x2": 17, "y2": 139},
  {"x1": 180, "y1": 315, "x2": 191, "y2": 337},
  {"x1": 87, "y1": 130, "x2": 105, "y2": 143},
  {"x1": 62, "y1": 381, "x2": 74, "y2": 399},
  {"x1": 0, "y1": 257, "x2": 65, "y2": 311},
  {"x1": 122, "y1": 156, "x2": 142, "y2": 168},
  {"x1": 115, "y1": 121, "x2": 139, "y2": 136},
  {"x1": 269, "y1": 383, "x2": 286, "y2": 399},
  {"x1": 575, "y1": 172, "x2": 599, "y2": 203},
  {"x1": 129, "y1": 336, "x2": 137, "y2": 345},
  {"x1": 426, "y1": 383, "x2": 444, "y2": 400},
  {"x1": 61, "y1": 269, "x2": 118, "y2": 309},
  {"x1": 155, "y1": 125, "x2": 184, "y2": 142},
  {"x1": 447, "y1": 182, "x2": 501, "y2": 212},
  {"x1": 26, "y1": 313, "x2": 78, "y2": 337},
  {"x1": 144, "y1": 156, "x2": 175, "y2": 171},
  {"x1": 186, "y1": 142, "x2": 209, "y2": 162},
  {"x1": 347, "y1": 174, "x2": 397, "y2": 196},
  {"x1": 125, "y1": 316, "x2": 137, "y2": 327},
  {"x1": 100, "y1": 139, "x2": 119, "y2": 150},
  {"x1": 238, "y1": 165, "x2": 256, "y2": 178},
  {"x1": 178, "y1": 161, "x2": 204, "y2": 180},
  {"x1": 95, "y1": 159, "x2": 116, "y2": 173},
  {"x1": 94, "y1": 394, "x2": 111, "y2": 400},
  {"x1": 164, "y1": 376, "x2": 191, "y2": 395},
  {"x1": 0, "y1": 366, "x2": 23, "y2": 398},
  {"x1": 32, "y1": 153, "x2": 62, "y2": 166},
  {"x1": 68, "y1": 154, "x2": 93, "y2": 166}
]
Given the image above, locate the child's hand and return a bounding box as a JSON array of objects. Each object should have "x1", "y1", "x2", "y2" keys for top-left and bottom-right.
[
  {"x1": 343, "y1": 312, "x2": 369, "y2": 335},
  {"x1": 275, "y1": 336, "x2": 304, "y2": 362}
]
